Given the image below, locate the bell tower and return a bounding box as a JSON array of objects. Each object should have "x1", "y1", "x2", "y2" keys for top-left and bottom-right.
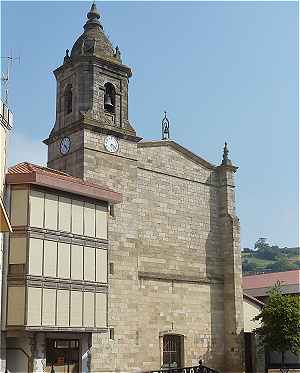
[
  {"x1": 45, "y1": 2, "x2": 140, "y2": 177},
  {"x1": 45, "y1": 6, "x2": 142, "y2": 369}
]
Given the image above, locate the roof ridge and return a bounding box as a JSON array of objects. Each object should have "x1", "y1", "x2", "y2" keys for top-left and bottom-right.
[{"x1": 7, "y1": 161, "x2": 117, "y2": 194}]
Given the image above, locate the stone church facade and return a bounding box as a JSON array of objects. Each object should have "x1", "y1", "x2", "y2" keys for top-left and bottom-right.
[{"x1": 5, "y1": 3, "x2": 244, "y2": 373}]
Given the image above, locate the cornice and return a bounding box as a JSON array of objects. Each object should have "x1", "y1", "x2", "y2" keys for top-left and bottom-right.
[
  {"x1": 138, "y1": 271, "x2": 224, "y2": 284},
  {"x1": 10, "y1": 226, "x2": 109, "y2": 249},
  {"x1": 44, "y1": 116, "x2": 142, "y2": 145},
  {"x1": 138, "y1": 140, "x2": 216, "y2": 170}
]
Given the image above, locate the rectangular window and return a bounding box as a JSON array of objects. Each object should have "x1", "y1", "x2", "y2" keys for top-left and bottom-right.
[{"x1": 163, "y1": 335, "x2": 182, "y2": 368}]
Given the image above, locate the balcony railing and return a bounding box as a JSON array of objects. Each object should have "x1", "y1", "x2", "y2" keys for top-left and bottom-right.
[{"x1": 144, "y1": 360, "x2": 220, "y2": 373}]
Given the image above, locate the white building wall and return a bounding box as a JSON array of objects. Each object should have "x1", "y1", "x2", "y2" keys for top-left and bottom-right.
[{"x1": 0, "y1": 100, "x2": 13, "y2": 372}]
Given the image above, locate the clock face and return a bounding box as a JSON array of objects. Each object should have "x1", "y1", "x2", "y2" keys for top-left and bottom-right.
[
  {"x1": 60, "y1": 137, "x2": 71, "y2": 155},
  {"x1": 104, "y1": 135, "x2": 119, "y2": 153}
]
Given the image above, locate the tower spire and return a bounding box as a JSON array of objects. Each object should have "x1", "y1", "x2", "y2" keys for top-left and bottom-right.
[{"x1": 84, "y1": 2, "x2": 102, "y2": 30}]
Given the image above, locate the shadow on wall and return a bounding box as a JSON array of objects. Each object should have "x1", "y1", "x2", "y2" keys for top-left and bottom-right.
[
  {"x1": 204, "y1": 176, "x2": 225, "y2": 372},
  {"x1": 6, "y1": 336, "x2": 31, "y2": 373}
]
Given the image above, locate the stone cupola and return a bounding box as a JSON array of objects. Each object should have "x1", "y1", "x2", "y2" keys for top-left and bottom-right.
[{"x1": 70, "y1": 2, "x2": 121, "y2": 63}]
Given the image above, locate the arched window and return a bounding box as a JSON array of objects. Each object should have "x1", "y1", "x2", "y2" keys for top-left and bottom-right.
[
  {"x1": 64, "y1": 84, "x2": 72, "y2": 114},
  {"x1": 104, "y1": 83, "x2": 115, "y2": 114}
]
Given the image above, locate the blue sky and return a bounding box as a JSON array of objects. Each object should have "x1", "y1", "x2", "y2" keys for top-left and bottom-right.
[{"x1": 1, "y1": 1, "x2": 298, "y2": 249}]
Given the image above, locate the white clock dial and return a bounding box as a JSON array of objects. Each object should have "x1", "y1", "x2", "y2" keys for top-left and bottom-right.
[
  {"x1": 104, "y1": 136, "x2": 119, "y2": 153},
  {"x1": 60, "y1": 137, "x2": 71, "y2": 155}
]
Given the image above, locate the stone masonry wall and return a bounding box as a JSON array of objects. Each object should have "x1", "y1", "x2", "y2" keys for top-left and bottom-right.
[
  {"x1": 83, "y1": 129, "x2": 140, "y2": 372},
  {"x1": 135, "y1": 142, "x2": 225, "y2": 371}
]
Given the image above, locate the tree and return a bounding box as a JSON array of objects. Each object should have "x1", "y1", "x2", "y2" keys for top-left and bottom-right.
[
  {"x1": 242, "y1": 259, "x2": 258, "y2": 274},
  {"x1": 254, "y1": 237, "x2": 269, "y2": 250},
  {"x1": 254, "y1": 283, "x2": 300, "y2": 372},
  {"x1": 266, "y1": 257, "x2": 297, "y2": 272}
]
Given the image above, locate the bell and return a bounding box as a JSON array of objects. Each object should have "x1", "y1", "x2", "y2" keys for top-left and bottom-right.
[{"x1": 104, "y1": 94, "x2": 114, "y2": 111}]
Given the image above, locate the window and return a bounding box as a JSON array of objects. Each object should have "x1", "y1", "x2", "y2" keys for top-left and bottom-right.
[{"x1": 162, "y1": 335, "x2": 183, "y2": 368}]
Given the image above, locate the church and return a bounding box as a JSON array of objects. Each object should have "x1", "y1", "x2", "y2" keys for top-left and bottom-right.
[{"x1": 3, "y1": 3, "x2": 244, "y2": 373}]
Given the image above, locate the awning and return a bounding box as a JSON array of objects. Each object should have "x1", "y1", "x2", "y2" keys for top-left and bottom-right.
[{"x1": 0, "y1": 198, "x2": 12, "y2": 232}]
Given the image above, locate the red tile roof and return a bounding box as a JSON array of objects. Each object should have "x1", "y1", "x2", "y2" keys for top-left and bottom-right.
[
  {"x1": 6, "y1": 162, "x2": 122, "y2": 204},
  {"x1": 243, "y1": 269, "x2": 300, "y2": 290}
]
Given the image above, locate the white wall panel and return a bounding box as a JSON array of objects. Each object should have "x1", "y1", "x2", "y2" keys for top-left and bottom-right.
[
  {"x1": 96, "y1": 249, "x2": 107, "y2": 283},
  {"x1": 57, "y1": 289, "x2": 70, "y2": 326},
  {"x1": 10, "y1": 189, "x2": 28, "y2": 226},
  {"x1": 84, "y1": 246, "x2": 95, "y2": 281},
  {"x1": 95, "y1": 204, "x2": 107, "y2": 239},
  {"x1": 30, "y1": 190, "x2": 44, "y2": 228},
  {"x1": 43, "y1": 240, "x2": 57, "y2": 277},
  {"x1": 70, "y1": 291, "x2": 82, "y2": 327},
  {"x1": 7, "y1": 287, "x2": 25, "y2": 325},
  {"x1": 95, "y1": 292, "x2": 107, "y2": 327},
  {"x1": 83, "y1": 292, "x2": 94, "y2": 327},
  {"x1": 59, "y1": 196, "x2": 71, "y2": 232},
  {"x1": 71, "y1": 245, "x2": 83, "y2": 280},
  {"x1": 45, "y1": 194, "x2": 58, "y2": 230},
  {"x1": 9, "y1": 237, "x2": 26, "y2": 264},
  {"x1": 27, "y1": 287, "x2": 42, "y2": 326},
  {"x1": 84, "y1": 203, "x2": 95, "y2": 237},
  {"x1": 72, "y1": 200, "x2": 83, "y2": 235},
  {"x1": 42, "y1": 288, "x2": 56, "y2": 326},
  {"x1": 58, "y1": 242, "x2": 70, "y2": 278},
  {"x1": 28, "y1": 238, "x2": 43, "y2": 276}
]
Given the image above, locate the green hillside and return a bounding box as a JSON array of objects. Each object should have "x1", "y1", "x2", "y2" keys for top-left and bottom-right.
[{"x1": 242, "y1": 239, "x2": 300, "y2": 275}]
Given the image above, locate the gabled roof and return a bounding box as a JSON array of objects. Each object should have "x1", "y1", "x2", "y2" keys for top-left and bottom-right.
[
  {"x1": 243, "y1": 269, "x2": 300, "y2": 290},
  {"x1": 243, "y1": 292, "x2": 265, "y2": 307},
  {"x1": 138, "y1": 140, "x2": 217, "y2": 170},
  {"x1": 6, "y1": 162, "x2": 122, "y2": 204}
]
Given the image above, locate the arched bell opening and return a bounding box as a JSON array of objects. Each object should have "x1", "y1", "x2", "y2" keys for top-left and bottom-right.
[
  {"x1": 104, "y1": 82, "x2": 115, "y2": 114},
  {"x1": 64, "y1": 84, "x2": 73, "y2": 114}
]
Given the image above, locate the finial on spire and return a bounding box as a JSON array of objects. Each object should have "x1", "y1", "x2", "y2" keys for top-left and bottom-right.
[
  {"x1": 221, "y1": 141, "x2": 232, "y2": 166},
  {"x1": 161, "y1": 111, "x2": 170, "y2": 140},
  {"x1": 63, "y1": 49, "x2": 71, "y2": 64},
  {"x1": 114, "y1": 46, "x2": 122, "y2": 61},
  {"x1": 84, "y1": 2, "x2": 102, "y2": 30}
]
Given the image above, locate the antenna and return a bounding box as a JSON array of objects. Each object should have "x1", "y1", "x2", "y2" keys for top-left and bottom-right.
[{"x1": 1, "y1": 50, "x2": 20, "y2": 105}]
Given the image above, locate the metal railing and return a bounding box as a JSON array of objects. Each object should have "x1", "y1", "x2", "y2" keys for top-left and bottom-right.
[{"x1": 144, "y1": 360, "x2": 220, "y2": 373}]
